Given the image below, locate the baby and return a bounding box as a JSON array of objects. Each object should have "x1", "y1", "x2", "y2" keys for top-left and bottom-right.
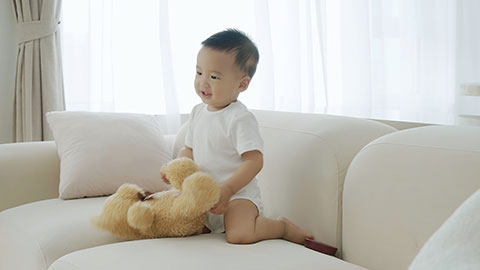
[{"x1": 167, "y1": 29, "x2": 312, "y2": 244}]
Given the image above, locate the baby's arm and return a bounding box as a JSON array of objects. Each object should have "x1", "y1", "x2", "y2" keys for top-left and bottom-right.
[
  {"x1": 210, "y1": 150, "x2": 263, "y2": 214},
  {"x1": 177, "y1": 146, "x2": 193, "y2": 159}
]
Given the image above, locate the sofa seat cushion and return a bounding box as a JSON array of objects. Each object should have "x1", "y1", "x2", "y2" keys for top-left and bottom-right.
[
  {"x1": 0, "y1": 197, "x2": 124, "y2": 270},
  {"x1": 49, "y1": 234, "x2": 368, "y2": 270}
]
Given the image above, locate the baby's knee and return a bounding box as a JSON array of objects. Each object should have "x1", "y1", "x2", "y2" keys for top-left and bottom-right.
[{"x1": 226, "y1": 230, "x2": 256, "y2": 244}]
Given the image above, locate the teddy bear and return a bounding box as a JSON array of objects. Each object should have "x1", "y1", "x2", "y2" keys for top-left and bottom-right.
[{"x1": 91, "y1": 157, "x2": 220, "y2": 240}]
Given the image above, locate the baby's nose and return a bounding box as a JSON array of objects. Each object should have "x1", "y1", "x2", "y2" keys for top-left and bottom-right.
[{"x1": 201, "y1": 80, "x2": 210, "y2": 89}]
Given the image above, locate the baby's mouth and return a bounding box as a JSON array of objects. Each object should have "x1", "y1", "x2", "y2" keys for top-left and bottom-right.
[{"x1": 201, "y1": 91, "x2": 212, "y2": 98}]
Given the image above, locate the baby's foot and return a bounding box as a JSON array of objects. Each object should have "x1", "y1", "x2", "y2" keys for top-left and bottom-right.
[{"x1": 279, "y1": 217, "x2": 314, "y2": 245}]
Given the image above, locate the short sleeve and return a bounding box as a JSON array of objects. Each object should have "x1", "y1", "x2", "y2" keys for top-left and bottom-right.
[{"x1": 230, "y1": 112, "x2": 264, "y2": 155}]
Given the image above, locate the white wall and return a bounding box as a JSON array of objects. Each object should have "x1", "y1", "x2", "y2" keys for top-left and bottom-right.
[{"x1": 0, "y1": 1, "x2": 16, "y2": 144}]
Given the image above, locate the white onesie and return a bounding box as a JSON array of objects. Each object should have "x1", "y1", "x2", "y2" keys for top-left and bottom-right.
[{"x1": 185, "y1": 100, "x2": 264, "y2": 233}]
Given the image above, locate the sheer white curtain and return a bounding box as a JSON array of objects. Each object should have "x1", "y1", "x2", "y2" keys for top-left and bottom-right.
[
  {"x1": 322, "y1": 0, "x2": 459, "y2": 124},
  {"x1": 62, "y1": 0, "x2": 181, "y2": 133},
  {"x1": 62, "y1": 0, "x2": 480, "y2": 130}
]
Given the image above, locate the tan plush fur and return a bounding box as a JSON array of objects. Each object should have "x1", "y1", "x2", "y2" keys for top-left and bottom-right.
[{"x1": 91, "y1": 158, "x2": 220, "y2": 240}]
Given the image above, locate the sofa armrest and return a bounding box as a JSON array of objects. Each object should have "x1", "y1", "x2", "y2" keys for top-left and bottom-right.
[
  {"x1": 343, "y1": 125, "x2": 480, "y2": 270},
  {"x1": 0, "y1": 141, "x2": 60, "y2": 211}
]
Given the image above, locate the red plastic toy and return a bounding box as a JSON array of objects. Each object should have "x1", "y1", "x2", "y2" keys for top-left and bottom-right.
[{"x1": 304, "y1": 238, "x2": 338, "y2": 256}]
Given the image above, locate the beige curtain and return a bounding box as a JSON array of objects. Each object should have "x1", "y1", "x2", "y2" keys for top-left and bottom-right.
[{"x1": 12, "y1": 0, "x2": 65, "y2": 142}]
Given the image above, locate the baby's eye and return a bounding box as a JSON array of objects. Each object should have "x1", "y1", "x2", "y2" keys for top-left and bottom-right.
[
  {"x1": 196, "y1": 71, "x2": 202, "y2": 76},
  {"x1": 210, "y1": 75, "x2": 218, "y2": 80}
]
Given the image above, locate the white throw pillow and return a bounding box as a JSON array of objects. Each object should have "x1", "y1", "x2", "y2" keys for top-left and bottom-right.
[
  {"x1": 47, "y1": 111, "x2": 171, "y2": 199},
  {"x1": 409, "y1": 189, "x2": 480, "y2": 270}
]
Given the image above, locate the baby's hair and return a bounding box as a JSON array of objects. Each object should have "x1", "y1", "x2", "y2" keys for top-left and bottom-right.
[{"x1": 201, "y1": 29, "x2": 259, "y2": 78}]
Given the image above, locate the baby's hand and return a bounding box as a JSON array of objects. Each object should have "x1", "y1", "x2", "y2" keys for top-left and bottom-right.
[
  {"x1": 210, "y1": 184, "x2": 234, "y2": 215},
  {"x1": 160, "y1": 164, "x2": 170, "y2": 184}
]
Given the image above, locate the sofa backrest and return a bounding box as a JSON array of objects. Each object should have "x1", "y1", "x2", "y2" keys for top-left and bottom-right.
[
  {"x1": 173, "y1": 110, "x2": 396, "y2": 254},
  {"x1": 343, "y1": 125, "x2": 480, "y2": 269}
]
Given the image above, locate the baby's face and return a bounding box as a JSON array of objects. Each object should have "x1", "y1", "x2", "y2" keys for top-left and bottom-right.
[{"x1": 195, "y1": 46, "x2": 250, "y2": 111}]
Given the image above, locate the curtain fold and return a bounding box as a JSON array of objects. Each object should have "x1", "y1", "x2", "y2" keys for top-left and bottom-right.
[
  {"x1": 12, "y1": 0, "x2": 65, "y2": 142},
  {"x1": 158, "y1": 0, "x2": 180, "y2": 134}
]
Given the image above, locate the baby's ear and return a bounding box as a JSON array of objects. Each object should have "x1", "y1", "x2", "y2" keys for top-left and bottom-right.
[{"x1": 239, "y1": 76, "x2": 251, "y2": 92}]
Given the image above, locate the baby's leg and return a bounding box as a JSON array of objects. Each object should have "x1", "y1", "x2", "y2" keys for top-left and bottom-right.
[
  {"x1": 277, "y1": 216, "x2": 314, "y2": 244},
  {"x1": 224, "y1": 199, "x2": 313, "y2": 244}
]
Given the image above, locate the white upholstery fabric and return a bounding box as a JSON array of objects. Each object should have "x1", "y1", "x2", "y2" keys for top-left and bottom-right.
[
  {"x1": 46, "y1": 111, "x2": 171, "y2": 199},
  {"x1": 0, "y1": 197, "x2": 124, "y2": 270},
  {"x1": 1, "y1": 110, "x2": 396, "y2": 269},
  {"x1": 0, "y1": 134, "x2": 174, "y2": 270},
  {"x1": 255, "y1": 111, "x2": 396, "y2": 254},
  {"x1": 0, "y1": 141, "x2": 59, "y2": 211},
  {"x1": 49, "y1": 234, "x2": 368, "y2": 270},
  {"x1": 0, "y1": 135, "x2": 177, "y2": 212},
  {"x1": 170, "y1": 122, "x2": 188, "y2": 158},
  {"x1": 409, "y1": 189, "x2": 480, "y2": 270},
  {"x1": 164, "y1": 134, "x2": 177, "y2": 156},
  {"x1": 343, "y1": 125, "x2": 480, "y2": 270}
]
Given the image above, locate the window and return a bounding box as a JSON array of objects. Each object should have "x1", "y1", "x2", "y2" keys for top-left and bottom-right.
[{"x1": 62, "y1": 0, "x2": 480, "y2": 126}]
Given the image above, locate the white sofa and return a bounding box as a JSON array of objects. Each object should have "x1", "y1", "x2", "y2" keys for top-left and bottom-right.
[{"x1": 1, "y1": 110, "x2": 479, "y2": 270}]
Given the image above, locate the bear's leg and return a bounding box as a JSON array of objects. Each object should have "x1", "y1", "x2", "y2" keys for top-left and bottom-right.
[{"x1": 127, "y1": 201, "x2": 154, "y2": 230}]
